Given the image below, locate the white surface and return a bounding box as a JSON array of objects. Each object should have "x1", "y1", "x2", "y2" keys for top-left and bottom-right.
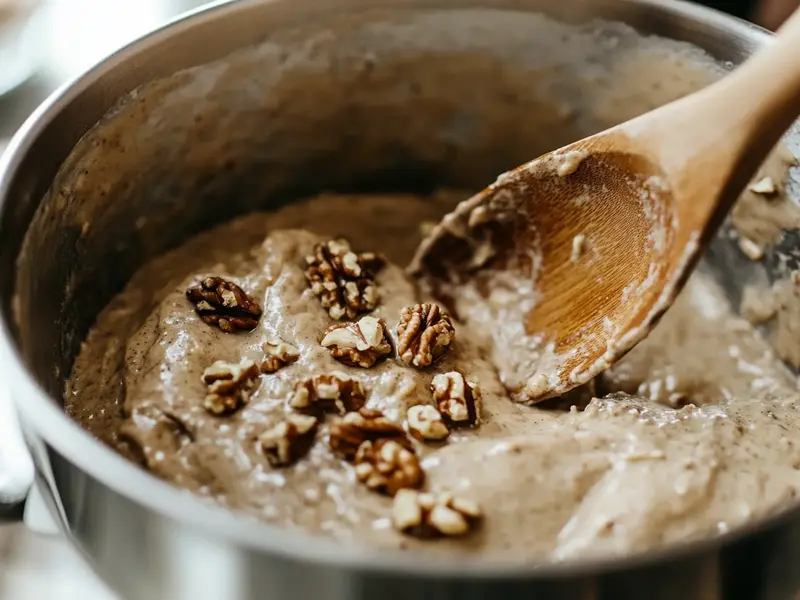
[
  {"x1": 23, "y1": 485, "x2": 59, "y2": 536},
  {"x1": 0, "y1": 384, "x2": 34, "y2": 504},
  {"x1": 0, "y1": 357, "x2": 109, "y2": 598},
  {"x1": 43, "y1": 0, "x2": 201, "y2": 81},
  {"x1": 0, "y1": 525, "x2": 117, "y2": 599}
]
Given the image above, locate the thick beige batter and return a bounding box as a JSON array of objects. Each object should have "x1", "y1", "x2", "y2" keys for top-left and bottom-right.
[{"x1": 65, "y1": 189, "x2": 800, "y2": 563}]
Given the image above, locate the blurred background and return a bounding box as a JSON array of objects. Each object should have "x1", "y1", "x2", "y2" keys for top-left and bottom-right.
[
  {"x1": 0, "y1": 0, "x2": 791, "y2": 145},
  {"x1": 0, "y1": 0, "x2": 209, "y2": 142}
]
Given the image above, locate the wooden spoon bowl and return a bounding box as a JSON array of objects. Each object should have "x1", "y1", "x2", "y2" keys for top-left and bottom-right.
[{"x1": 411, "y1": 9, "x2": 800, "y2": 402}]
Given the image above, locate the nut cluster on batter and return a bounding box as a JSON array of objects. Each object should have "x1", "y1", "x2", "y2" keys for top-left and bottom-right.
[{"x1": 185, "y1": 238, "x2": 484, "y2": 539}]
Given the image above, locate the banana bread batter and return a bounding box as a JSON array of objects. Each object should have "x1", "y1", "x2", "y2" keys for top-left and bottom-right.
[{"x1": 65, "y1": 177, "x2": 800, "y2": 562}]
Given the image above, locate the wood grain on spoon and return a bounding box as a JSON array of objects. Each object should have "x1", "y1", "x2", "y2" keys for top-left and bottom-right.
[{"x1": 410, "y1": 9, "x2": 800, "y2": 403}]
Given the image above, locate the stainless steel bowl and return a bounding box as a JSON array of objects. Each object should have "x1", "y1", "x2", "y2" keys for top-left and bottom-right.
[{"x1": 1, "y1": 0, "x2": 799, "y2": 598}]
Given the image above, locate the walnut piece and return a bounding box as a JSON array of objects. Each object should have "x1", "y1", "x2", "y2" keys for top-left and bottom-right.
[
  {"x1": 202, "y1": 359, "x2": 261, "y2": 415},
  {"x1": 406, "y1": 405, "x2": 450, "y2": 441},
  {"x1": 304, "y1": 239, "x2": 383, "y2": 320},
  {"x1": 354, "y1": 439, "x2": 423, "y2": 496},
  {"x1": 259, "y1": 414, "x2": 318, "y2": 467},
  {"x1": 396, "y1": 303, "x2": 455, "y2": 367},
  {"x1": 392, "y1": 490, "x2": 482, "y2": 538},
  {"x1": 749, "y1": 175, "x2": 777, "y2": 196},
  {"x1": 738, "y1": 236, "x2": 765, "y2": 261},
  {"x1": 329, "y1": 408, "x2": 409, "y2": 460},
  {"x1": 186, "y1": 277, "x2": 262, "y2": 332},
  {"x1": 261, "y1": 338, "x2": 300, "y2": 373},
  {"x1": 289, "y1": 372, "x2": 366, "y2": 415},
  {"x1": 321, "y1": 316, "x2": 392, "y2": 368},
  {"x1": 431, "y1": 371, "x2": 480, "y2": 427}
]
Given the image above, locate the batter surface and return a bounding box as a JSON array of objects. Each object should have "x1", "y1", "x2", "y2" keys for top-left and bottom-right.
[{"x1": 66, "y1": 191, "x2": 800, "y2": 562}]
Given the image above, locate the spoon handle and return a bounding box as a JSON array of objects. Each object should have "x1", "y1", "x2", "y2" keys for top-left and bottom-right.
[
  {"x1": 623, "y1": 7, "x2": 800, "y2": 223},
  {"x1": 711, "y1": 7, "x2": 800, "y2": 160}
]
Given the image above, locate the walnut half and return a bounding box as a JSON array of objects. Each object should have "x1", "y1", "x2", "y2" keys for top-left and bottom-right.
[
  {"x1": 202, "y1": 359, "x2": 261, "y2": 415},
  {"x1": 355, "y1": 439, "x2": 424, "y2": 496},
  {"x1": 431, "y1": 371, "x2": 480, "y2": 427},
  {"x1": 392, "y1": 490, "x2": 482, "y2": 538},
  {"x1": 328, "y1": 408, "x2": 409, "y2": 460},
  {"x1": 321, "y1": 316, "x2": 392, "y2": 368},
  {"x1": 186, "y1": 277, "x2": 262, "y2": 332},
  {"x1": 259, "y1": 414, "x2": 318, "y2": 467},
  {"x1": 289, "y1": 372, "x2": 366, "y2": 415},
  {"x1": 396, "y1": 303, "x2": 455, "y2": 368},
  {"x1": 304, "y1": 239, "x2": 383, "y2": 320}
]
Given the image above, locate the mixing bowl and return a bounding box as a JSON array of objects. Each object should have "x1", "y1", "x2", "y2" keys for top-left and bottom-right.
[{"x1": 1, "y1": 0, "x2": 799, "y2": 598}]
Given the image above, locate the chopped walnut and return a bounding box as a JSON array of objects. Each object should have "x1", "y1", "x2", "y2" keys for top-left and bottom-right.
[
  {"x1": 738, "y1": 236, "x2": 765, "y2": 261},
  {"x1": 289, "y1": 372, "x2": 366, "y2": 415},
  {"x1": 202, "y1": 359, "x2": 261, "y2": 415},
  {"x1": 261, "y1": 338, "x2": 300, "y2": 373},
  {"x1": 431, "y1": 372, "x2": 480, "y2": 427},
  {"x1": 328, "y1": 408, "x2": 409, "y2": 460},
  {"x1": 321, "y1": 316, "x2": 392, "y2": 368},
  {"x1": 354, "y1": 439, "x2": 423, "y2": 496},
  {"x1": 186, "y1": 277, "x2": 262, "y2": 332},
  {"x1": 304, "y1": 239, "x2": 384, "y2": 320},
  {"x1": 406, "y1": 405, "x2": 450, "y2": 441},
  {"x1": 393, "y1": 490, "x2": 482, "y2": 538},
  {"x1": 259, "y1": 414, "x2": 318, "y2": 467},
  {"x1": 396, "y1": 303, "x2": 455, "y2": 367},
  {"x1": 749, "y1": 176, "x2": 777, "y2": 196}
]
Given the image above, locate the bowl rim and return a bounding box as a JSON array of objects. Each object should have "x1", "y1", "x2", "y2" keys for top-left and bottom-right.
[{"x1": 0, "y1": 0, "x2": 785, "y2": 579}]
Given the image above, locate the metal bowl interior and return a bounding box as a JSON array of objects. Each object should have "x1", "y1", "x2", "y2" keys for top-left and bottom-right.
[{"x1": 1, "y1": 0, "x2": 798, "y2": 583}]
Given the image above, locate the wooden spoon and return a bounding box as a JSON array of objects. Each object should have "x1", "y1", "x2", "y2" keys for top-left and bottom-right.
[{"x1": 410, "y1": 10, "x2": 800, "y2": 404}]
